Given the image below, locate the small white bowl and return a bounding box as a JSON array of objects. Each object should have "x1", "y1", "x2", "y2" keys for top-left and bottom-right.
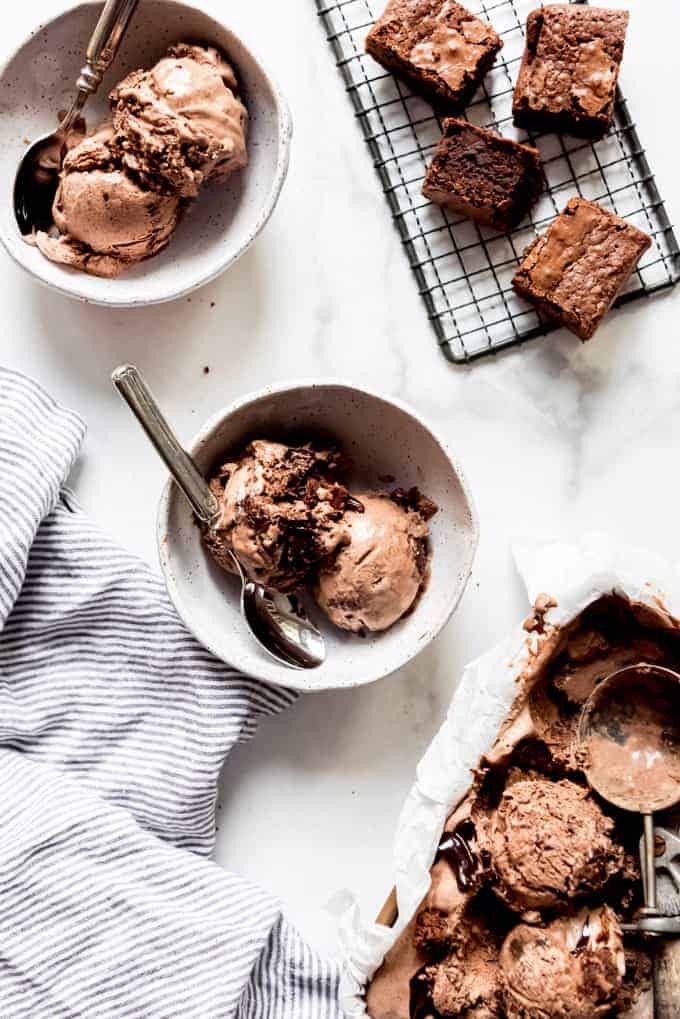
[
  {"x1": 158, "y1": 381, "x2": 479, "y2": 692},
  {"x1": 0, "y1": 0, "x2": 292, "y2": 306}
]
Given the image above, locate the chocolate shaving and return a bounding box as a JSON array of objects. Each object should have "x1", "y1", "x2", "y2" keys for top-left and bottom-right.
[{"x1": 391, "y1": 486, "x2": 438, "y2": 521}]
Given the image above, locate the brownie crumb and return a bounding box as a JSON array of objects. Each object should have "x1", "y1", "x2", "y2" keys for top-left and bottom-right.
[{"x1": 523, "y1": 593, "x2": 558, "y2": 634}]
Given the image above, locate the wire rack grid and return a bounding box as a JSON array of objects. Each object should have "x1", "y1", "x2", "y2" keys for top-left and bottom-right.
[{"x1": 316, "y1": 0, "x2": 680, "y2": 363}]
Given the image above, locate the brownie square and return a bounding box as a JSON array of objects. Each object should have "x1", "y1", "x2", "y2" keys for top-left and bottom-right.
[
  {"x1": 512, "y1": 5, "x2": 629, "y2": 138},
  {"x1": 512, "y1": 197, "x2": 651, "y2": 340},
  {"x1": 365, "y1": 0, "x2": 503, "y2": 110},
  {"x1": 423, "y1": 119, "x2": 544, "y2": 232}
]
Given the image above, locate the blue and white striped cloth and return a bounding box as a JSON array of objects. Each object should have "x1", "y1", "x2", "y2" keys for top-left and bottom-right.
[{"x1": 0, "y1": 368, "x2": 342, "y2": 1018}]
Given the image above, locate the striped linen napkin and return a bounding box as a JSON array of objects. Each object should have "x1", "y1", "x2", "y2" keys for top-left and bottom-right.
[{"x1": 0, "y1": 368, "x2": 342, "y2": 1018}]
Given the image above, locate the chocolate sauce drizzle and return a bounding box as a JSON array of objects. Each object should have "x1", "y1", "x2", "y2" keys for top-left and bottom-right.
[{"x1": 437, "y1": 819, "x2": 481, "y2": 893}]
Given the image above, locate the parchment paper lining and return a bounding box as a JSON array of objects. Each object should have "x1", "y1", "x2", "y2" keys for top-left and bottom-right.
[{"x1": 340, "y1": 534, "x2": 680, "y2": 1015}]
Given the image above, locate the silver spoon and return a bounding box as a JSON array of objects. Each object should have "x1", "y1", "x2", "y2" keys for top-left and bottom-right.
[
  {"x1": 578, "y1": 663, "x2": 680, "y2": 1017},
  {"x1": 111, "y1": 365, "x2": 326, "y2": 671},
  {"x1": 15, "y1": 0, "x2": 139, "y2": 235}
]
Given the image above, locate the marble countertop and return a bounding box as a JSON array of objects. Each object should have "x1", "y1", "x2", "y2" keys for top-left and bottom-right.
[{"x1": 2, "y1": 0, "x2": 679, "y2": 958}]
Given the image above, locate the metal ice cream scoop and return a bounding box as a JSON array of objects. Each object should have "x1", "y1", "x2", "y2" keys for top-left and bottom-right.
[
  {"x1": 578, "y1": 663, "x2": 680, "y2": 1017},
  {"x1": 111, "y1": 365, "x2": 326, "y2": 671},
  {"x1": 14, "y1": 0, "x2": 139, "y2": 235}
]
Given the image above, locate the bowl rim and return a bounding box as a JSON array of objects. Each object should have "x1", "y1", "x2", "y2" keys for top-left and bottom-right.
[
  {"x1": 156, "y1": 378, "x2": 480, "y2": 692},
  {"x1": 0, "y1": 0, "x2": 293, "y2": 307}
]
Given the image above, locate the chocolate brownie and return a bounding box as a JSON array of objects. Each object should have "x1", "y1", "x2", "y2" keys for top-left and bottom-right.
[
  {"x1": 365, "y1": 0, "x2": 503, "y2": 110},
  {"x1": 422, "y1": 119, "x2": 544, "y2": 232},
  {"x1": 512, "y1": 197, "x2": 651, "y2": 340},
  {"x1": 513, "y1": 5, "x2": 629, "y2": 138}
]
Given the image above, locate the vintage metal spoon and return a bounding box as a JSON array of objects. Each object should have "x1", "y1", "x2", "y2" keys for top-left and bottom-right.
[
  {"x1": 14, "y1": 0, "x2": 139, "y2": 235},
  {"x1": 111, "y1": 365, "x2": 326, "y2": 670},
  {"x1": 578, "y1": 663, "x2": 680, "y2": 1017}
]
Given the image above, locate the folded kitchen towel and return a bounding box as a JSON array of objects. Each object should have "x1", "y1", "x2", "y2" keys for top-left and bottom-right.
[{"x1": 0, "y1": 368, "x2": 342, "y2": 1018}]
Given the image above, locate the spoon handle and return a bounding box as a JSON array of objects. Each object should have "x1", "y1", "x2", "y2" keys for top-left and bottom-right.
[
  {"x1": 111, "y1": 364, "x2": 218, "y2": 525},
  {"x1": 76, "y1": 0, "x2": 140, "y2": 94},
  {"x1": 643, "y1": 813, "x2": 658, "y2": 913}
]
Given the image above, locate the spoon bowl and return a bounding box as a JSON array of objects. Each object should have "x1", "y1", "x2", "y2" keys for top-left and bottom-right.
[
  {"x1": 579, "y1": 663, "x2": 680, "y2": 816},
  {"x1": 242, "y1": 584, "x2": 325, "y2": 670},
  {"x1": 14, "y1": 133, "x2": 68, "y2": 235}
]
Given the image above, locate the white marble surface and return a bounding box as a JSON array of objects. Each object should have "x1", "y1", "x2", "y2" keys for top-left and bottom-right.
[{"x1": 2, "y1": 0, "x2": 679, "y2": 959}]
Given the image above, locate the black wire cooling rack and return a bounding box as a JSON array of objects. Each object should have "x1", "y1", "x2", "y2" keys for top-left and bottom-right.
[{"x1": 316, "y1": 0, "x2": 680, "y2": 363}]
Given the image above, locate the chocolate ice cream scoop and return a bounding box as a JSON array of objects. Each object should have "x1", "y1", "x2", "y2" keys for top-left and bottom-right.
[
  {"x1": 426, "y1": 905, "x2": 504, "y2": 1018},
  {"x1": 579, "y1": 664, "x2": 680, "y2": 817},
  {"x1": 489, "y1": 777, "x2": 623, "y2": 912},
  {"x1": 315, "y1": 493, "x2": 433, "y2": 633},
  {"x1": 499, "y1": 906, "x2": 625, "y2": 1019},
  {"x1": 428, "y1": 949, "x2": 503, "y2": 1017},
  {"x1": 204, "y1": 440, "x2": 351, "y2": 593},
  {"x1": 35, "y1": 125, "x2": 181, "y2": 278},
  {"x1": 111, "y1": 43, "x2": 248, "y2": 198}
]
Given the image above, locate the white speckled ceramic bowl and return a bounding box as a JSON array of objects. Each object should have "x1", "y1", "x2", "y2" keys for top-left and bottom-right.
[
  {"x1": 0, "y1": 1, "x2": 292, "y2": 306},
  {"x1": 158, "y1": 381, "x2": 479, "y2": 692}
]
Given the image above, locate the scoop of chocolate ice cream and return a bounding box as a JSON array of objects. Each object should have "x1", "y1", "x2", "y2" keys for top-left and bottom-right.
[
  {"x1": 425, "y1": 903, "x2": 504, "y2": 1018},
  {"x1": 430, "y1": 952, "x2": 502, "y2": 1019},
  {"x1": 315, "y1": 492, "x2": 433, "y2": 633},
  {"x1": 489, "y1": 778, "x2": 623, "y2": 911},
  {"x1": 35, "y1": 125, "x2": 181, "y2": 278},
  {"x1": 111, "y1": 43, "x2": 248, "y2": 198},
  {"x1": 204, "y1": 440, "x2": 350, "y2": 591},
  {"x1": 499, "y1": 906, "x2": 625, "y2": 1019}
]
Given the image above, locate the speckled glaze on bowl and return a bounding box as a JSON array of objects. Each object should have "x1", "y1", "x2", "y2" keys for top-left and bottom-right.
[
  {"x1": 157, "y1": 380, "x2": 479, "y2": 692},
  {"x1": 0, "y1": 1, "x2": 292, "y2": 306}
]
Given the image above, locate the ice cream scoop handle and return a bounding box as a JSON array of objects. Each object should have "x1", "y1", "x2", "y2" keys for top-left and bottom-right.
[
  {"x1": 76, "y1": 0, "x2": 140, "y2": 94},
  {"x1": 654, "y1": 939, "x2": 680, "y2": 1017},
  {"x1": 111, "y1": 364, "x2": 218, "y2": 526},
  {"x1": 643, "y1": 813, "x2": 658, "y2": 913}
]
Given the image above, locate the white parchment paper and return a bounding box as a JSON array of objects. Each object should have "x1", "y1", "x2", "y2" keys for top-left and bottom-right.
[{"x1": 339, "y1": 534, "x2": 680, "y2": 1016}]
